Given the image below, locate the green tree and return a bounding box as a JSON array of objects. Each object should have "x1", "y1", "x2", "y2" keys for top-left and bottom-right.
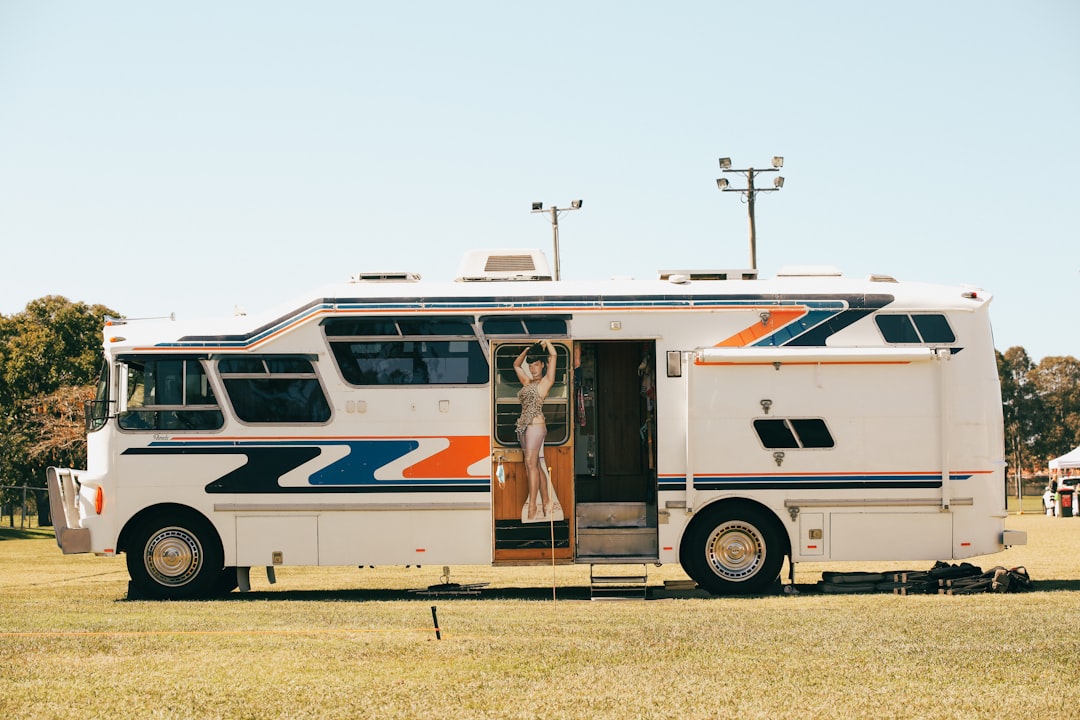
[
  {"x1": 1, "y1": 295, "x2": 110, "y2": 400},
  {"x1": 0, "y1": 297, "x2": 115, "y2": 521},
  {"x1": 1030, "y1": 355, "x2": 1080, "y2": 461},
  {"x1": 998, "y1": 347, "x2": 1045, "y2": 493}
]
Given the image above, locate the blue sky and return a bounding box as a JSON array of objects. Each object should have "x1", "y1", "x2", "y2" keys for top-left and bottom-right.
[{"x1": 1, "y1": 1, "x2": 1077, "y2": 361}]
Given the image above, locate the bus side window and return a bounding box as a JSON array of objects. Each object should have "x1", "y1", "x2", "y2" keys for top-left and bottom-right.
[
  {"x1": 117, "y1": 358, "x2": 224, "y2": 431},
  {"x1": 876, "y1": 314, "x2": 955, "y2": 345},
  {"x1": 218, "y1": 355, "x2": 331, "y2": 424},
  {"x1": 322, "y1": 316, "x2": 489, "y2": 387}
]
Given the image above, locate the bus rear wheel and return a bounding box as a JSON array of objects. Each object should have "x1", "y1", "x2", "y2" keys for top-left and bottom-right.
[
  {"x1": 126, "y1": 512, "x2": 224, "y2": 600},
  {"x1": 680, "y1": 503, "x2": 786, "y2": 595}
]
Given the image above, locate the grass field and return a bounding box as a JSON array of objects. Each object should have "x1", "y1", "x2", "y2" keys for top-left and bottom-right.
[{"x1": 2, "y1": 512, "x2": 1079, "y2": 720}]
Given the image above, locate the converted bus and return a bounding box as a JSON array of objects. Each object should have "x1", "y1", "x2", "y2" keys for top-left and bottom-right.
[{"x1": 48, "y1": 248, "x2": 1026, "y2": 599}]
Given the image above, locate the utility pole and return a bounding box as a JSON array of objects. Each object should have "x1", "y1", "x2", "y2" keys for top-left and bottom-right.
[
  {"x1": 716, "y1": 156, "x2": 785, "y2": 271},
  {"x1": 531, "y1": 200, "x2": 583, "y2": 280}
]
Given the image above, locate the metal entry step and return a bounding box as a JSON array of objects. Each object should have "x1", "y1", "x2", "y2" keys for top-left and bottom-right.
[
  {"x1": 576, "y1": 502, "x2": 658, "y2": 559},
  {"x1": 576, "y1": 527, "x2": 658, "y2": 558},
  {"x1": 577, "y1": 501, "x2": 649, "y2": 528},
  {"x1": 590, "y1": 564, "x2": 649, "y2": 600}
]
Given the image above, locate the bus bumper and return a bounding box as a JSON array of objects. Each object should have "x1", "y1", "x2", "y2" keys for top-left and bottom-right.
[{"x1": 46, "y1": 466, "x2": 91, "y2": 554}]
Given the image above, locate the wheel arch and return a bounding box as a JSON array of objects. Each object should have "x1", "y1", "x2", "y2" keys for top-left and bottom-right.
[
  {"x1": 683, "y1": 497, "x2": 792, "y2": 554},
  {"x1": 678, "y1": 497, "x2": 793, "y2": 594},
  {"x1": 117, "y1": 503, "x2": 222, "y2": 557}
]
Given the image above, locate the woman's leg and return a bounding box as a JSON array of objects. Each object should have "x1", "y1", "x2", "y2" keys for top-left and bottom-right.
[{"x1": 522, "y1": 424, "x2": 548, "y2": 518}]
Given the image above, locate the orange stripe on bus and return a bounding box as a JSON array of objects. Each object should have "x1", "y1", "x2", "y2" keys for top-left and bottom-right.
[
  {"x1": 402, "y1": 435, "x2": 490, "y2": 479},
  {"x1": 715, "y1": 307, "x2": 809, "y2": 347}
]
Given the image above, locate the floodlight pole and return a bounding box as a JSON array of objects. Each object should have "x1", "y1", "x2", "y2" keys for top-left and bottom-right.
[
  {"x1": 746, "y1": 171, "x2": 760, "y2": 270},
  {"x1": 531, "y1": 201, "x2": 583, "y2": 280},
  {"x1": 717, "y1": 157, "x2": 784, "y2": 271}
]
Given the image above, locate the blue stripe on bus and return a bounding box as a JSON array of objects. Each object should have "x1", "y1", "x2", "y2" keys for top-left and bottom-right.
[{"x1": 123, "y1": 442, "x2": 490, "y2": 494}]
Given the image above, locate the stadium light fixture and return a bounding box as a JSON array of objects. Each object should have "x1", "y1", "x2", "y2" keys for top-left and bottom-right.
[
  {"x1": 531, "y1": 199, "x2": 584, "y2": 280},
  {"x1": 715, "y1": 155, "x2": 786, "y2": 270}
]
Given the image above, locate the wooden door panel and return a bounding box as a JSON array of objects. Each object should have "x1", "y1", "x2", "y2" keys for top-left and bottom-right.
[{"x1": 492, "y1": 445, "x2": 574, "y2": 563}]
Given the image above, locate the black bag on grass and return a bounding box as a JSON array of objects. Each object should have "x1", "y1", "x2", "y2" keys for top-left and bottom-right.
[
  {"x1": 1005, "y1": 566, "x2": 1032, "y2": 591},
  {"x1": 818, "y1": 580, "x2": 879, "y2": 594},
  {"x1": 820, "y1": 571, "x2": 886, "y2": 584},
  {"x1": 883, "y1": 570, "x2": 931, "y2": 584},
  {"x1": 875, "y1": 580, "x2": 934, "y2": 595},
  {"x1": 928, "y1": 561, "x2": 983, "y2": 580}
]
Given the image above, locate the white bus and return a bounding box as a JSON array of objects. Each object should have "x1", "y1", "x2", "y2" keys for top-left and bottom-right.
[{"x1": 48, "y1": 248, "x2": 1026, "y2": 599}]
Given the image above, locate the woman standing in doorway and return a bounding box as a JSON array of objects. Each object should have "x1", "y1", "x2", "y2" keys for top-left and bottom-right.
[{"x1": 514, "y1": 340, "x2": 558, "y2": 521}]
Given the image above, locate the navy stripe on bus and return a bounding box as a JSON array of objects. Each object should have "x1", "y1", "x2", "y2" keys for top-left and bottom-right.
[{"x1": 122, "y1": 445, "x2": 489, "y2": 494}]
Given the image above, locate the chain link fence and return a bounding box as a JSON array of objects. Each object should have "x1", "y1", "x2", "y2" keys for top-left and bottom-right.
[{"x1": 1, "y1": 484, "x2": 51, "y2": 529}]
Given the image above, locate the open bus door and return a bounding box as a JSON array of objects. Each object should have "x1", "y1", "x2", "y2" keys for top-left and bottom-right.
[
  {"x1": 491, "y1": 341, "x2": 574, "y2": 563},
  {"x1": 572, "y1": 341, "x2": 659, "y2": 562},
  {"x1": 490, "y1": 340, "x2": 659, "y2": 565}
]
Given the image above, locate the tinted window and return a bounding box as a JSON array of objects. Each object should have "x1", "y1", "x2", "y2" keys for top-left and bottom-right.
[
  {"x1": 218, "y1": 357, "x2": 265, "y2": 373},
  {"x1": 324, "y1": 316, "x2": 489, "y2": 386},
  {"x1": 875, "y1": 315, "x2": 920, "y2": 343},
  {"x1": 118, "y1": 358, "x2": 223, "y2": 431},
  {"x1": 330, "y1": 340, "x2": 488, "y2": 385},
  {"x1": 912, "y1": 314, "x2": 956, "y2": 343},
  {"x1": 219, "y1": 356, "x2": 330, "y2": 423},
  {"x1": 876, "y1": 314, "x2": 955, "y2": 344},
  {"x1": 481, "y1": 316, "x2": 568, "y2": 336},
  {"x1": 753, "y1": 419, "x2": 799, "y2": 449},
  {"x1": 789, "y1": 419, "x2": 835, "y2": 448},
  {"x1": 323, "y1": 318, "x2": 401, "y2": 337},
  {"x1": 322, "y1": 317, "x2": 476, "y2": 337},
  {"x1": 482, "y1": 318, "x2": 527, "y2": 335},
  {"x1": 397, "y1": 318, "x2": 475, "y2": 335},
  {"x1": 754, "y1": 418, "x2": 834, "y2": 449}
]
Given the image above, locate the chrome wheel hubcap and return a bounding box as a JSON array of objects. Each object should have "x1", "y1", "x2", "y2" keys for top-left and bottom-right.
[
  {"x1": 145, "y1": 527, "x2": 202, "y2": 587},
  {"x1": 705, "y1": 521, "x2": 765, "y2": 581}
]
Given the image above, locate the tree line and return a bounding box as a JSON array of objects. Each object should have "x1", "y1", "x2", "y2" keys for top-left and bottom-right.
[
  {"x1": 998, "y1": 348, "x2": 1080, "y2": 485},
  {"x1": 2, "y1": 297, "x2": 1079, "y2": 513},
  {"x1": 0, "y1": 296, "x2": 116, "y2": 522}
]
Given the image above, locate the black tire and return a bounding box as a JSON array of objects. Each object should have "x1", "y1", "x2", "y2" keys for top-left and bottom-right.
[
  {"x1": 215, "y1": 567, "x2": 240, "y2": 596},
  {"x1": 680, "y1": 502, "x2": 786, "y2": 595},
  {"x1": 125, "y1": 511, "x2": 224, "y2": 600}
]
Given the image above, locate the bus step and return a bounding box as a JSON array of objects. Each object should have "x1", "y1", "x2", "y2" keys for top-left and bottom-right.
[
  {"x1": 590, "y1": 564, "x2": 649, "y2": 600},
  {"x1": 576, "y1": 527, "x2": 657, "y2": 557}
]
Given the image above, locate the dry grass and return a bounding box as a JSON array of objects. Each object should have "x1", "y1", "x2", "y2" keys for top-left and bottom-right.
[{"x1": 2, "y1": 513, "x2": 1078, "y2": 720}]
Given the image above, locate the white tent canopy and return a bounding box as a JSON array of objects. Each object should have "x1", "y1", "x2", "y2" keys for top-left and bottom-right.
[{"x1": 1050, "y1": 446, "x2": 1080, "y2": 470}]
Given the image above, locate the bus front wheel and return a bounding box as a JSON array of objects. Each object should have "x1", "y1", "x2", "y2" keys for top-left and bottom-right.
[
  {"x1": 680, "y1": 503, "x2": 786, "y2": 596},
  {"x1": 126, "y1": 511, "x2": 224, "y2": 600}
]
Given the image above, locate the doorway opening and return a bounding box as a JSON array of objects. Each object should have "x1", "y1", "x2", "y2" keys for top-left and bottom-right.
[{"x1": 573, "y1": 341, "x2": 658, "y2": 561}]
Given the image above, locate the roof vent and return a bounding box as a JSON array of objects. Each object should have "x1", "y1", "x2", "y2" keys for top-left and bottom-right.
[
  {"x1": 869, "y1": 273, "x2": 898, "y2": 283},
  {"x1": 456, "y1": 249, "x2": 553, "y2": 282}
]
